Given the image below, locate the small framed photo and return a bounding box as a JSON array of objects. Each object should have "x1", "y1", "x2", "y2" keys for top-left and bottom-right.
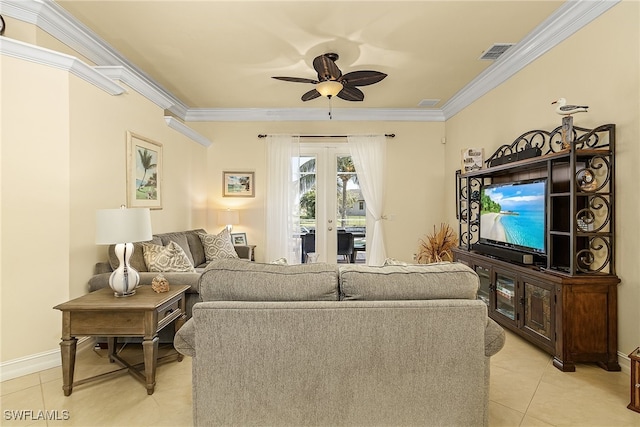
[
  {"x1": 231, "y1": 233, "x2": 247, "y2": 245},
  {"x1": 127, "y1": 132, "x2": 162, "y2": 209},
  {"x1": 461, "y1": 148, "x2": 483, "y2": 174},
  {"x1": 223, "y1": 171, "x2": 255, "y2": 197}
]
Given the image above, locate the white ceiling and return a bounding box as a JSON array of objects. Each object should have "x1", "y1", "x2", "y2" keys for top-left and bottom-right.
[{"x1": 55, "y1": 0, "x2": 566, "y2": 113}]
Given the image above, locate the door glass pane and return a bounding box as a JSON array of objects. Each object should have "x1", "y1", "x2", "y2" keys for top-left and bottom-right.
[
  {"x1": 495, "y1": 274, "x2": 516, "y2": 320},
  {"x1": 336, "y1": 156, "x2": 365, "y2": 263},
  {"x1": 475, "y1": 265, "x2": 490, "y2": 306},
  {"x1": 299, "y1": 156, "x2": 316, "y2": 262}
]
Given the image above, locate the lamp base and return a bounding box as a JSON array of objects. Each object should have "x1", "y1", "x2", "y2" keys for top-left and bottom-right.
[
  {"x1": 113, "y1": 289, "x2": 136, "y2": 298},
  {"x1": 109, "y1": 242, "x2": 140, "y2": 297}
]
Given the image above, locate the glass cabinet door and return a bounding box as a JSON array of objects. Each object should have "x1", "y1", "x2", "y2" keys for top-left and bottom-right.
[
  {"x1": 494, "y1": 273, "x2": 516, "y2": 322},
  {"x1": 475, "y1": 265, "x2": 491, "y2": 306}
]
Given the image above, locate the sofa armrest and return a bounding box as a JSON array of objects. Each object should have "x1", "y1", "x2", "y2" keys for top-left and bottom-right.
[
  {"x1": 94, "y1": 261, "x2": 113, "y2": 275},
  {"x1": 485, "y1": 318, "x2": 505, "y2": 357},
  {"x1": 234, "y1": 245, "x2": 253, "y2": 260},
  {"x1": 174, "y1": 318, "x2": 196, "y2": 357}
]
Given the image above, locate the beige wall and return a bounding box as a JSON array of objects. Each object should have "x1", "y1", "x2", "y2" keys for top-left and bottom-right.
[
  {"x1": 191, "y1": 121, "x2": 446, "y2": 263},
  {"x1": 1, "y1": 56, "x2": 72, "y2": 360},
  {"x1": 1, "y1": 57, "x2": 208, "y2": 363},
  {"x1": 443, "y1": 1, "x2": 640, "y2": 356}
]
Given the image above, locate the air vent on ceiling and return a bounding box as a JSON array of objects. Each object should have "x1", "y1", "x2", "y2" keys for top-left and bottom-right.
[
  {"x1": 479, "y1": 43, "x2": 515, "y2": 61},
  {"x1": 418, "y1": 99, "x2": 440, "y2": 107}
]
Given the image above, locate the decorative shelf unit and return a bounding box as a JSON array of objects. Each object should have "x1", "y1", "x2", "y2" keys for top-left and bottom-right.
[{"x1": 454, "y1": 124, "x2": 620, "y2": 372}]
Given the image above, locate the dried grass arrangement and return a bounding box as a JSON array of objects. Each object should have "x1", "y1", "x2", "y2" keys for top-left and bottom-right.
[{"x1": 417, "y1": 223, "x2": 458, "y2": 264}]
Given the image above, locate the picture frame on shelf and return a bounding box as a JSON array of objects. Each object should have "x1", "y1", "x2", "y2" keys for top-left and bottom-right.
[
  {"x1": 223, "y1": 171, "x2": 255, "y2": 197},
  {"x1": 231, "y1": 233, "x2": 247, "y2": 246},
  {"x1": 461, "y1": 148, "x2": 483, "y2": 173},
  {"x1": 127, "y1": 131, "x2": 162, "y2": 209}
]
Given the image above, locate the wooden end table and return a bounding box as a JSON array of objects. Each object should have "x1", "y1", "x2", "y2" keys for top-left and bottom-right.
[{"x1": 53, "y1": 285, "x2": 189, "y2": 396}]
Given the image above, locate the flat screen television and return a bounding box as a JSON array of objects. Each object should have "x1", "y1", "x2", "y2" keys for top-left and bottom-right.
[{"x1": 479, "y1": 179, "x2": 547, "y2": 256}]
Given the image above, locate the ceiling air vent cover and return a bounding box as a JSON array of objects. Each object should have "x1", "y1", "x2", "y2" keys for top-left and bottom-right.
[{"x1": 479, "y1": 43, "x2": 515, "y2": 60}]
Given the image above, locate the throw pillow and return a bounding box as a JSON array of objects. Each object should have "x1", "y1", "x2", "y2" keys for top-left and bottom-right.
[
  {"x1": 198, "y1": 228, "x2": 239, "y2": 262},
  {"x1": 142, "y1": 241, "x2": 196, "y2": 273},
  {"x1": 270, "y1": 257, "x2": 288, "y2": 265}
]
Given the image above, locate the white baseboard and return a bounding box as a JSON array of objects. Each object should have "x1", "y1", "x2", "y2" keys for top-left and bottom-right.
[
  {"x1": 618, "y1": 351, "x2": 631, "y2": 376},
  {"x1": 0, "y1": 337, "x2": 93, "y2": 382}
]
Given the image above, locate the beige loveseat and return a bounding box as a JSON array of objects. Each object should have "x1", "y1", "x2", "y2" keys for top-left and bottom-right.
[{"x1": 175, "y1": 259, "x2": 505, "y2": 426}]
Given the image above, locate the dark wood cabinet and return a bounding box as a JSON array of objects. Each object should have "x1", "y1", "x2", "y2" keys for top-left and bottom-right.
[
  {"x1": 453, "y1": 248, "x2": 620, "y2": 371},
  {"x1": 454, "y1": 124, "x2": 620, "y2": 372}
]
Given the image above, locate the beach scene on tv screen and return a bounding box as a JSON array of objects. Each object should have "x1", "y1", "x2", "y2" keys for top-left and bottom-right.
[{"x1": 480, "y1": 181, "x2": 545, "y2": 252}]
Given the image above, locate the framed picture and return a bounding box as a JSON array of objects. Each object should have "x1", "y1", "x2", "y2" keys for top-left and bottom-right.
[
  {"x1": 223, "y1": 171, "x2": 255, "y2": 197},
  {"x1": 231, "y1": 232, "x2": 247, "y2": 246},
  {"x1": 461, "y1": 148, "x2": 483, "y2": 174},
  {"x1": 127, "y1": 132, "x2": 162, "y2": 209}
]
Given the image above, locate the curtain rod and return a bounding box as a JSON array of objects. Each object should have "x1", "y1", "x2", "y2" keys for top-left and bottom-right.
[{"x1": 257, "y1": 134, "x2": 395, "y2": 139}]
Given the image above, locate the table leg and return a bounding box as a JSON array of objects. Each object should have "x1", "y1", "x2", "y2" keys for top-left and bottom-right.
[
  {"x1": 60, "y1": 337, "x2": 77, "y2": 396},
  {"x1": 107, "y1": 337, "x2": 117, "y2": 362},
  {"x1": 142, "y1": 336, "x2": 159, "y2": 395}
]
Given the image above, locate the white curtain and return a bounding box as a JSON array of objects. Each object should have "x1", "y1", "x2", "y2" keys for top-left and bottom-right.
[
  {"x1": 347, "y1": 135, "x2": 387, "y2": 265},
  {"x1": 265, "y1": 135, "x2": 300, "y2": 263}
]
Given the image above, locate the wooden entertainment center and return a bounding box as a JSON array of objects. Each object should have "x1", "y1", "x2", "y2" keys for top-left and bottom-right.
[{"x1": 454, "y1": 124, "x2": 620, "y2": 372}]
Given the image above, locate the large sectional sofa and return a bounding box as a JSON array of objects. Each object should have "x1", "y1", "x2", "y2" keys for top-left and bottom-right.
[
  {"x1": 88, "y1": 228, "x2": 252, "y2": 317},
  {"x1": 175, "y1": 258, "x2": 505, "y2": 426}
]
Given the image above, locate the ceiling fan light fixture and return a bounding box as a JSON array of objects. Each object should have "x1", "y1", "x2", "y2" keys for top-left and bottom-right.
[{"x1": 316, "y1": 80, "x2": 343, "y2": 98}]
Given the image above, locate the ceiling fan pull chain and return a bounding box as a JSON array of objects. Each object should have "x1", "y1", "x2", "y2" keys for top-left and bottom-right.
[{"x1": 328, "y1": 97, "x2": 333, "y2": 120}]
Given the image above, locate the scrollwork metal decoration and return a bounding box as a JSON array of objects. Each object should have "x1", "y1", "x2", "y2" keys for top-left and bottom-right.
[
  {"x1": 484, "y1": 124, "x2": 615, "y2": 167},
  {"x1": 576, "y1": 236, "x2": 611, "y2": 273}
]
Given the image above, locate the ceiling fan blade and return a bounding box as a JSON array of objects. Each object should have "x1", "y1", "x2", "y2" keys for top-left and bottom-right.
[
  {"x1": 313, "y1": 54, "x2": 342, "y2": 81},
  {"x1": 272, "y1": 76, "x2": 318, "y2": 84},
  {"x1": 339, "y1": 70, "x2": 387, "y2": 87},
  {"x1": 301, "y1": 89, "x2": 321, "y2": 102},
  {"x1": 337, "y1": 86, "x2": 364, "y2": 102}
]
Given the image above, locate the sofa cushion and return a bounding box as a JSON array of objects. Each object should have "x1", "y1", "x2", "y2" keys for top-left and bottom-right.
[
  {"x1": 107, "y1": 237, "x2": 162, "y2": 272},
  {"x1": 339, "y1": 262, "x2": 479, "y2": 301},
  {"x1": 158, "y1": 232, "x2": 195, "y2": 266},
  {"x1": 199, "y1": 258, "x2": 339, "y2": 301},
  {"x1": 198, "y1": 228, "x2": 239, "y2": 262},
  {"x1": 142, "y1": 241, "x2": 196, "y2": 273}
]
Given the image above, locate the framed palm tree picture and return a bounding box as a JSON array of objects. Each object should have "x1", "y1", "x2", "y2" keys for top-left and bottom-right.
[
  {"x1": 223, "y1": 171, "x2": 255, "y2": 197},
  {"x1": 126, "y1": 131, "x2": 163, "y2": 209}
]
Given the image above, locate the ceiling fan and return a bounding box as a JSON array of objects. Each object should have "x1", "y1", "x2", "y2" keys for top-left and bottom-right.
[{"x1": 272, "y1": 53, "x2": 387, "y2": 102}]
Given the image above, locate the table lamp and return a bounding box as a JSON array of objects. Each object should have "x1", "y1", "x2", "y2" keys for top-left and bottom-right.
[
  {"x1": 218, "y1": 209, "x2": 239, "y2": 232},
  {"x1": 96, "y1": 206, "x2": 152, "y2": 297}
]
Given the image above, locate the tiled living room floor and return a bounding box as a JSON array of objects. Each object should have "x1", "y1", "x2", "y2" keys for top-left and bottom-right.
[{"x1": 1, "y1": 330, "x2": 638, "y2": 426}]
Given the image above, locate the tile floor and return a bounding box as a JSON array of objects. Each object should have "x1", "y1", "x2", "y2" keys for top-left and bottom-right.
[{"x1": 1, "y1": 331, "x2": 638, "y2": 426}]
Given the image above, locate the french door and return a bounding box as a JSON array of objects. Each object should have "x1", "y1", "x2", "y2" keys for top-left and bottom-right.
[{"x1": 298, "y1": 144, "x2": 365, "y2": 264}]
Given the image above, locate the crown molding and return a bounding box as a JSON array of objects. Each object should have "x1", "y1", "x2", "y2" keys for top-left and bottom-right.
[
  {"x1": 441, "y1": 0, "x2": 620, "y2": 120},
  {"x1": 0, "y1": 37, "x2": 125, "y2": 95},
  {"x1": 185, "y1": 107, "x2": 445, "y2": 122},
  {"x1": 1, "y1": 0, "x2": 188, "y2": 113},
  {"x1": 1, "y1": 0, "x2": 619, "y2": 123},
  {"x1": 97, "y1": 66, "x2": 175, "y2": 110},
  {"x1": 164, "y1": 117, "x2": 212, "y2": 147}
]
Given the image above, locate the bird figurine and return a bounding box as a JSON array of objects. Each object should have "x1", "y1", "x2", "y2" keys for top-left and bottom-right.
[{"x1": 552, "y1": 98, "x2": 588, "y2": 116}]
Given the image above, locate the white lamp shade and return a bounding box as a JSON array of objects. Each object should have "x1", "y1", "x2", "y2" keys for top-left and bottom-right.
[
  {"x1": 96, "y1": 208, "x2": 152, "y2": 244},
  {"x1": 218, "y1": 209, "x2": 240, "y2": 226},
  {"x1": 316, "y1": 80, "x2": 343, "y2": 97}
]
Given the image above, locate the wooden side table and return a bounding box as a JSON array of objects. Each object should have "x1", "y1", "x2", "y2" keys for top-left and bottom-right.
[
  {"x1": 54, "y1": 285, "x2": 189, "y2": 396},
  {"x1": 629, "y1": 347, "x2": 640, "y2": 413}
]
